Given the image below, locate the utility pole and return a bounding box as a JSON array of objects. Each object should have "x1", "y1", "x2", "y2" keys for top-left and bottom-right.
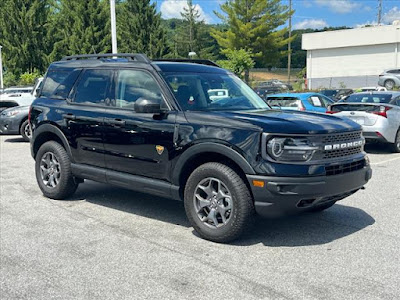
[
  {"x1": 0, "y1": 45, "x2": 3, "y2": 89},
  {"x1": 287, "y1": 0, "x2": 292, "y2": 84},
  {"x1": 110, "y1": 0, "x2": 118, "y2": 54},
  {"x1": 377, "y1": 0, "x2": 382, "y2": 25}
]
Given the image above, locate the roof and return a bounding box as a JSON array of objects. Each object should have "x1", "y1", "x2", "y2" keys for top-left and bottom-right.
[
  {"x1": 350, "y1": 91, "x2": 400, "y2": 97},
  {"x1": 153, "y1": 61, "x2": 228, "y2": 74},
  {"x1": 266, "y1": 93, "x2": 316, "y2": 99}
]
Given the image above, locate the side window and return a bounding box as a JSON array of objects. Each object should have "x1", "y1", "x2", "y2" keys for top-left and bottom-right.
[
  {"x1": 114, "y1": 69, "x2": 163, "y2": 109},
  {"x1": 41, "y1": 70, "x2": 70, "y2": 97},
  {"x1": 50, "y1": 69, "x2": 81, "y2": 100},
  {"x1": 73, "y1": 69, "x2": 112, "y2": 106},
  {"x1": 308, "y1": 95, "x2": 324, "y2": 107}
]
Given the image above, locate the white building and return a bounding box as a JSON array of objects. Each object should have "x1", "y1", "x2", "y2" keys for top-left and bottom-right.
[{"x1": 302, "y1": 24, "x2": 400, "y2": 89}]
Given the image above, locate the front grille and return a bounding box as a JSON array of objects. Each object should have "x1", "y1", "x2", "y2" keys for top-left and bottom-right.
[
  {"x1": 325, "y1": 159, "x2": 365, "y2": 176},
  {"x1": 322, "y1": 131, "x2": 362, "y2": 144},
  {"x1": 322, "y1": 131, "x2": 363, "y2": 159}
]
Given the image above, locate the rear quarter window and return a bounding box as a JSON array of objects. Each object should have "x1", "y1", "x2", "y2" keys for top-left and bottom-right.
[{"x1": 41, "y1": 69, "x2": 74, "y2": 98}]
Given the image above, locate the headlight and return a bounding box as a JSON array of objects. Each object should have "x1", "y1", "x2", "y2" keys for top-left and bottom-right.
[
  {"x1": 4, "y1": 109, "x2": 23, "y2": 117},
  {"x1": 267, "y1": 137, "x2": 319, "y2": 162}
]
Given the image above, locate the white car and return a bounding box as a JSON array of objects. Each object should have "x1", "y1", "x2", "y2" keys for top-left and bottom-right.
[
  {"x1": 358, "y1": 86, "x2": 387, "y2": 92},
  {"x1": 328, "y1": 92, "x2": 400, "y2": 152},
  {"x1": 208, "y1": 89, "x2": 229, "y2": 101},
  {"x1": 0, "y1": 77, "x2": 43, "y2": 109}
]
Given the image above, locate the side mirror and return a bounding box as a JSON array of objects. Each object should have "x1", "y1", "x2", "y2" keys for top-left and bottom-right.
[{"x1": 134, "y1": 98, "x2": 166, "y2": 114}]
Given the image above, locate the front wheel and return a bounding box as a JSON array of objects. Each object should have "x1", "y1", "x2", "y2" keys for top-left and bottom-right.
[
  {"x1": 35, "y1": 141, "x2": 78, "y2": 200},
  {"x1": 384, "y1": 79, "x2": 395, "y2": 90},
  {"x1": 184, "y1": 162, "x2": 255, "y2": 243}
]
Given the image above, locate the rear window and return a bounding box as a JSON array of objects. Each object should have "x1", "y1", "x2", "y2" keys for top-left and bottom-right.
[
  {"x1": 345, "y1": 94, "x2": 392, "y2": 103},
  {"x1": 267, "y1": 97, "x2": 301, "y2": 108}
]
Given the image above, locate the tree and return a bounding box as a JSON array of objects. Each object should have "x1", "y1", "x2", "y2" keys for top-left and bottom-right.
[
  {"x1": 49, "y1": 0, "x2": 111, "y2": 61},
  {"x1": 0, "y1": 0, "x2": 52, "y2": 75},
  {"x1": 217, "y1": 49, "x2": 255, "y2": 82},
  {"x1": 211, "y1": 0, "x2": 293, "y2": 68},
  {"x1": 117, "y1": 0, "x2": 168, "y2": 58}
]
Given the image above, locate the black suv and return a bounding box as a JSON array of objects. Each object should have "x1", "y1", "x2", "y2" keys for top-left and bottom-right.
[{"x1": 30, "y1": 54, "x2": 372, "y2": 242}]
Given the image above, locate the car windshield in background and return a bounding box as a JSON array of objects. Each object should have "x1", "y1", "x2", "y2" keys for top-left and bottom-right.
[
  {"x1": 267, "y1": 97, "x2": 301, "y2": 108},
  {"x1": 162, "y1": 72, "x2": 269, "y2": 111},
  {"x1": 345, "y1": 94, "x2": 392, "y2": 103}
]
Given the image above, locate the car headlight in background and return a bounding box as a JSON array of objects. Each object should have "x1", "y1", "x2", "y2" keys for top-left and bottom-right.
[
  {"x1": 3, "y1": 109, "x2": 23, "y2": 118},
  {"x1": 267, "y1": 137, "x2": 319, "y2": 162}
]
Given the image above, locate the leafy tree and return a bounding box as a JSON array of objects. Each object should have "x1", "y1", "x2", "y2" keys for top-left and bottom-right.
[
  {"x1": 0, "y1": 0, "x2": 52, "y2": 75},
  {"x1": 117, "y1": 0, "x2": 168, "y2": 58},
  {"x1": 49, "y1": 0, "x2": 111, "y2": 61},
  {"x1": 211, "y1": 0, "x2": 293, "y2": 68},
  {"x1": 217, "y1": 49, "x2": 255, "y2": 82}
]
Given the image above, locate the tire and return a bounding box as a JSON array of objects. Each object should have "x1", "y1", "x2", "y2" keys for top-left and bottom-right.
[
  {"x1": 384, "y1": 79, "x2": 395, "y2": 90},
  {"x1": 310, "y1": 201, "x2": 336, "y2": 212},
  {"x1": 184, "y1": 162, "x2": 255, "y2": 243},
  {"x1": 35, "y1": 141, "x2": 78, "y2": 200},
  {"x1": 390, "y1": 128, "x2": 400, "y2": 153},
  {"x1": 20, "y1": 119, "x2": 31, "y2": 142}
]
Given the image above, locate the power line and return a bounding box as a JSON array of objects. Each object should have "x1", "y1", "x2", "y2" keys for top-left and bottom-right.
[{"x1": 377, "y1": 0, "x2": 382, "y2": 25}]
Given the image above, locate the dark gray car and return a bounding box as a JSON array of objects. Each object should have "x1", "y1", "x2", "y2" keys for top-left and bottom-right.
[{"x1": 0, "y1": 106, "x2": 31, "y2": 141}]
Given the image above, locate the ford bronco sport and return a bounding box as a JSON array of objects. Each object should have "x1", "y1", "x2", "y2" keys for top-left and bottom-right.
[{"x1": 30, "y1": 54, "x2": 372, "y2": 242}]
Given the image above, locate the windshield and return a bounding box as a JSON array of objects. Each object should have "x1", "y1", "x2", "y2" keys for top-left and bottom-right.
[
  {"x1": 345, "y1": 94, "x2": 392, "y2": 103},
  {"x1": 162, "y1": 72, "x2": 269, "y2": 111}
]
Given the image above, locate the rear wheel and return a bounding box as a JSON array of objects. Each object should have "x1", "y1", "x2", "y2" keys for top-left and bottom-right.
[
  {"x1": 384, "y1": 79, "x2": 395, "y2": 90},
  {"x1": 390, "y1": 129, "x2": 400, "y2": 153},
  {"x1": 184, "y1": 162, "x2": 255, "y2": 243},
  {"x1": 20, "y1": 119, "x2": 31, "y2": 142},
  {"x1": 35, "y1": 141, "x2": 78, "y2": 199}
]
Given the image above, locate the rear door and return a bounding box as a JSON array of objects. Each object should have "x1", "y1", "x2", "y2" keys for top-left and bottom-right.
[
  {"x1": 64, "y1": 69, "x2": 113, "y2": 168},
  {"x1": 306, "y1": 94, "x2": 329, "y2": 113}
]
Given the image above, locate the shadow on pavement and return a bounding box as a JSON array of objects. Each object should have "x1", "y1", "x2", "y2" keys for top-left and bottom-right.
[
  {"x1": 71, "y1": 181, "x2": 375, "y2": 247},
  {"x1": 364, "y1": 143, "x2": 393, "y2": 154},
  {"x1": 4, "y1": 137, "x2": 27, "y2": 143}
]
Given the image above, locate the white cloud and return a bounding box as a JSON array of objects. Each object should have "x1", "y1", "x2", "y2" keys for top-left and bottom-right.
[
  {"x1": 314, "y1": 0, "x2": 361, "y2": 14},
  {"x1": 293, "y1": 19, "x2": 328, "y2": 30},
  {"x1": 160, "y1": 1, "x2": 213, "y2": 24},
  {"x1": 382, "y1": 7, "x2": 400, "y2": 24}
]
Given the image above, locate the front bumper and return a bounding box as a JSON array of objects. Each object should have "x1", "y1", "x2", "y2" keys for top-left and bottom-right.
[
  {"x1": 247, "y1": 166, "x2": 372, "y2": 217},
  {"x1": 0, "y1": 116, "x2": 20, "y2": 134}
]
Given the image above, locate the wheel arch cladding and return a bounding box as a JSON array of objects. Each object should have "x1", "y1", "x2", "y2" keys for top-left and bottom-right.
[{"x1": 32, "y1": 124, "x2": 72, "y2": 160}]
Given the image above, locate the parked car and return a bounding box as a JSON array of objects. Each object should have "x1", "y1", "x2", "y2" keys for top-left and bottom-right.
[
  {"x1": 0, "y1": 105, "x2": 31, "y2": 141},
  {"x1": 320, "y1": 89, "x2": 353, "y2": 101},
  {"x1": 378, "y1": 69, "x2": 400, "y2": 90},
  {"x1": 356, "y1": 86, "x2": 387, "y2": 92},
  {"x1": 266, "y1": 93, "x2": 334, "y2": 113},
  {"x1": 327, "y1": 92, "x2": 400, "y2": 152},
  {"x1": 30, "y1": 53, "x2": 371, "y2": 242},
  {"x1": 0, "y1": 77, "x2": 43, "y2": 111},
  {"x1": 256, "y1": 79, "x2": 293, "y2": 91},
  {"x1": 254, "y1": 86, "x2": 282, "y2": 99}
]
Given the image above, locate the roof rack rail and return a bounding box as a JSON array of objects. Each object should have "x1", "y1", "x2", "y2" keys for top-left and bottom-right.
[
  {"x1": 155, "y1": 59, "x2": 219, "y2": 67},
  {"x1": 61, "y1": 53, "x2": 151, "y2": 63}
]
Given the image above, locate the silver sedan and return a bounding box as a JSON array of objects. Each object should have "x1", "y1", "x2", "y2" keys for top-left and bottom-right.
[{"x1": 328, "y1": 92, "x2": 400, "y2": 152}]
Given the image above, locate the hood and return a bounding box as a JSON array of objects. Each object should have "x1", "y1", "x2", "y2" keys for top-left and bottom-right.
[{"x1": 188, "y1": 110, "x2": 361, "y2": 135}]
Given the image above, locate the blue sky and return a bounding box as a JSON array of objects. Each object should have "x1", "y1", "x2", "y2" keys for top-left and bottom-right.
[{"x1": 156, "y1": 0, "x2": 400, "y2": 29}]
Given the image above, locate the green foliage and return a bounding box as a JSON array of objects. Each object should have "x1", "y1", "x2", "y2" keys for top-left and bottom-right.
[
  {"x1": 217, "y1": 49, "x2": 255, "y2": 81},
  {"x1": 19, "y1": 71, "x2": 41, "y2": 86},
  {"x1": 3, "y1": 72, "x2": 18, "y2": 87},
  {"x1": 211, "y1": 0, "x2": 293, "y2": 67},
  {"x1": 117, "y1": 0, "x2": 167, "y2": 58}
]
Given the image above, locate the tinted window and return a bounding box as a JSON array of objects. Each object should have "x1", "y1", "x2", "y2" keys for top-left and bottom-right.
[
  {"x1": 73, "y1": 69, "x2": 112, "y2": 106},
  {"x1": 114, "y1": 70, "x2": 163, "y2": 109},
  {"x1": 162, "y1": 72, "x2": 268, "y2": 111},
  {"x1": 41, "y1": 70, "x2": 71, "y2": 97},
  {"x1": 50, "y1": 70, "x2": 81, "y2": 99},
  {"x1": 267, "y1": 97, "x2": 302, "y2": 108},
  {"x1": 345, "y1": 94, "x2": 392, "y2": 103},
  {"x1": 387, "y1": 69, "x2": 400, "y2": 74}
]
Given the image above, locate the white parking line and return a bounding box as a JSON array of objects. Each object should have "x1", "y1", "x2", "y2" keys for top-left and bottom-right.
[{"x1": 370, "y1": 156, "x2": 400, "y2": 165}]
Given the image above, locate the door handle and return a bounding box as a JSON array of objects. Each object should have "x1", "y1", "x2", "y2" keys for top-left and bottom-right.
[
  {"x1": 105, "y1": 118, "x2": 126, "y2": 127},
  {"x1": 63, "y1": 113, "x2": 76, "y2": 120}
]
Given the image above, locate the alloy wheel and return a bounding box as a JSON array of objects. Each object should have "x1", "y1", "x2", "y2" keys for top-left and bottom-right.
[
  {"x1": 193, "y1": 177, "x2": 233, "y2": 228},
  {"x1": 24, "y1": 123, "x2": 32, "y2": 140},
  {"x1": 40, "y1": 152, "x2": 61, "y2": 188}
]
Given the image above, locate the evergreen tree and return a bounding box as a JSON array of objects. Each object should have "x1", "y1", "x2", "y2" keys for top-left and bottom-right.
[
  {"x1": 0, "y1": 0, "x2": 52, "y2": 75},
  {"x1": 50, "y1": 0, "x2": 111, "y2": 60},
  {"x1": 117, "y1": 0, "x2": 167, "y2": 58},
  {"x1": 211, "y1": 0, "x2": 293, "y2": 68}
]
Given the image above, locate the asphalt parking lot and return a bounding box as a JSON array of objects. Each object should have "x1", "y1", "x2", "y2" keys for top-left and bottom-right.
[{"x1": 1, "y1": 135, "x2": 399, "y2": 300}]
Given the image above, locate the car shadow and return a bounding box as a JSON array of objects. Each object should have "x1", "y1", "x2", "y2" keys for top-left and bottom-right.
[
  {"x1": 364, "y1": 143, "x2": 393, "y2": 154},
  {"x1": 72, "y1": 181, "x2": 375, "y2": 246},
  {"x1": 4, "y1": 137, "x2": 27, "y2": 143}
]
